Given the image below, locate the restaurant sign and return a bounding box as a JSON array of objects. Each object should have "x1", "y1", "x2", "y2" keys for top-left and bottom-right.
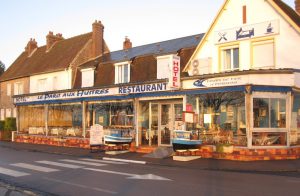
[
  {"x1": 14, "y1": 82, "x2": 168, "y2": 104},
  {"x1": 215, "y1": 20, "x2": 279, "y2": 44}
]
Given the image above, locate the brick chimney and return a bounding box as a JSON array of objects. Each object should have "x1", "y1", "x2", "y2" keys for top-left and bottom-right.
[
  {"x1": 92, "y1": 20, "x2": 104, "y2": 57},
  {"x1": 25, "y1": 38, "x2": 38, "y2": 56},
  {"x1": 123, "y1": 36, "x2": 132, "y2": 50},
  {"x1": 46, "y1": 31, "x2": 64, "y2": 50},
  {"x1": 296, "y1": 0, "x2": 300, "y2": 15}
]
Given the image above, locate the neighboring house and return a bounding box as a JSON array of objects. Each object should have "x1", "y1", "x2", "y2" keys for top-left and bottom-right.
[
  {"x1": 0, "y1": 20, "x2": 109, "y2": 121},
  {"x1": 182, "y1": 0, "x2": 300, "y2": 148}
]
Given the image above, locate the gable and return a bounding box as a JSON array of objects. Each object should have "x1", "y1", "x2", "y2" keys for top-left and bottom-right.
[{"x1": 184, "y1": 0, "x2": 300, "y2": 74}]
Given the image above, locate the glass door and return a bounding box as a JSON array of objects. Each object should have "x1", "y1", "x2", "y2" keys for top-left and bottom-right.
[
  {"x1": 160, "y1": 104, "x2": 172, "y2": 145},
  {"x1": 149, "y1": 103, "x2": 158, "y2": 146}
]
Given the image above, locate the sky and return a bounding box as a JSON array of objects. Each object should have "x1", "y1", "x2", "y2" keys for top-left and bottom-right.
[{"x1": 0, "y1": 0, "x2": 296, "y2": 68}]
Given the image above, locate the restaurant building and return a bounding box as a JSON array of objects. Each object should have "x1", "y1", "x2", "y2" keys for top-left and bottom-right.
[{"x1": 4, "y1": 0, "x2": 300, "y2": 160}]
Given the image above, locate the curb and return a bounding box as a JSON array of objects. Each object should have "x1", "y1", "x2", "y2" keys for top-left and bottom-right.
[{"x1": 103, "y1": 157, "x2": 146, "y2": 164}]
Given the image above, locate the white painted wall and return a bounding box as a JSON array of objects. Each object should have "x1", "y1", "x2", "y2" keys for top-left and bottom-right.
[
  {"x1": 30, "y1": 69, "x2": 72, "y2": 93},
  {"x1": 187, "y1": 0, "x2": 300, "y2": 76}
]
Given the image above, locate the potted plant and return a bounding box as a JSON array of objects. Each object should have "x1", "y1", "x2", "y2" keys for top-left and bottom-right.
[{"x1": 215, "y1": 143, "x2": 234, "y2": 154}]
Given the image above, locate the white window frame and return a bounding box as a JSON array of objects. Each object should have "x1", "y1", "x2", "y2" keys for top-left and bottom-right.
[
  {"x1": 221, "y1": 45, "x2": 239, "y2": 71},
  {"x1": 0, "y1": 109, "x2": 4, "y2": 120},
  {"x1": 14, "y1": 82, "x2": 24, "y2": 95},
  {"x1": 81, "y1": 68, "x2": 95, "y2": 88},
  {"x1": 114, "y1": 62, "x2": 130, "y2": 84},
  {"x1": 156, "y1": 55, "x2": 171, "y2": 79},
  {"x1": 7, "y1": 83, "x2": 11, "y2": 96},
  {"x1": 251, "y1": 39, "x2": 275, "y2": 69},
  {"x1": 37, "y1": 78, "x2": 47, "y2": 92},
  {"x1": 6, "y1": 108, "x2": 11, "y2": 118}
]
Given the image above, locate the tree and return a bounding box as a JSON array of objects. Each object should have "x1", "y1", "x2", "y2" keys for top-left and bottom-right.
[{"x1": 0, "y1": 60, "x2": 5, "y2": 75}]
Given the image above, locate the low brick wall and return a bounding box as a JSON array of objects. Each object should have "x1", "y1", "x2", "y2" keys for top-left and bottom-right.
[
  {"x1": 15, "y1": 134, "x2": 130, "y2": 151},
  {"x1": 175, "y1": 145, "x2": 300, "y2": 161}
]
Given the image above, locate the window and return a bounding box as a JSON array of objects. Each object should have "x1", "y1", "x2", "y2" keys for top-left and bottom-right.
[
  {"x1": 53, "y1": 76, "x2": 58, "y2": 91},
  {"x1": 13, "y1": 108, "x2": 17, "y2": 118},
  {"x1": 7, "y1": 83, "x2": 11, "y2": 96},
  {"x1": 253, "y1": 98, "x2": 286, "y2": 128},
  {"x1": 157, "y1": 56, "x2": 170, "y2": 79},
  {"x1": 81, "y1": 68, "x2": 95, "y2": 88},
  {"x1": 115, "y1": 62, "x2": 130, "y2": 84},
  {"x1": 0, "y1": 109, "x2": 4, "y2": 120},
  {"x1": 6, "y1": 108, "x2": 11, "y2": 118},
  {"x1": 14, "y1": 82, "x2": 24, "y2": 95},
  {"x1": 37, "y1": 79, "x2": 47, "y2": 92},
  {"x1": 221, "y1": 47, "x2": 239, "y2": 71},
  {"x1": 252, "y1": 40, "x2": 274, "y2": 68}
]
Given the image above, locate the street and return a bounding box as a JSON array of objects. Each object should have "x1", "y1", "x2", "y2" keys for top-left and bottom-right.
[{"x1": 0, "y1": 145, "x2": 299, "y2": 196}]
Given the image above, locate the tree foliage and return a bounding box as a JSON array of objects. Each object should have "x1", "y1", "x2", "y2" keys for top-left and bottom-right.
[{"x1": 0, "y1": 60, "x2": 5, "y2": 75}]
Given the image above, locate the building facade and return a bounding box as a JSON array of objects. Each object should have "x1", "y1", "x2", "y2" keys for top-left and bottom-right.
[{"x1": 2, "y1": 0, "x2": 300, "y2": 160}]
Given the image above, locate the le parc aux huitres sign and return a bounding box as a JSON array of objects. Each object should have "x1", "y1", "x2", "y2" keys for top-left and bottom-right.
[{"x1": 14, "y1": 82, "x2": 168, "y2": 104}]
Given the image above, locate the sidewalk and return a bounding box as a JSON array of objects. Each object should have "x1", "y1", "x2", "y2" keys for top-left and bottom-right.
[
  {"x1": 0, "y1": 181, "x2": 40, "y2": 196},
  {"x1": 0, "y1": 141, "x2": 300, "y2": 172}
]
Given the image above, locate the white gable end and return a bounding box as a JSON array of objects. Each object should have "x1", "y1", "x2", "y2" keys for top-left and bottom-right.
[{"x1": 186, "y1": 0, "x2": 300, "y2": 76}]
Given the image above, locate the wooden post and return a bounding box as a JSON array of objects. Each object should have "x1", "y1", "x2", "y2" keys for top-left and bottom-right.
[
  {"x1": 245, "y1": 86, "x2": 252, "y2": 148},
  {"x1": 16, "y1": 106, "x2": 19, "y2": 134},
  {"x1": 45, "y1": 104, "x2": 48, "y2": 136},
  {"x1": 134, "y1": 99, "x2": 139, "y2": 147},
  {"x1": 82, "y1": 101, "x2": 86, "y2": 138}
]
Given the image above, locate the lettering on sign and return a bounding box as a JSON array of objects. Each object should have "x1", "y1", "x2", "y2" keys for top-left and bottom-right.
[{"x1": 169, "y1": 55, "x2": 180, "y2": 89}]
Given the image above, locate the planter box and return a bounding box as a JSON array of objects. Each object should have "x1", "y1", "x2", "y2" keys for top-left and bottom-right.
[{"x1": 223, "y1": 145, "x2": 234, "y2": 154}]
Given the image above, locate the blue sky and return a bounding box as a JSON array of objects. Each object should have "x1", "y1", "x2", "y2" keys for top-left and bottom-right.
[{"x1": 0, "y1": 0, "x2": 296, "y2": 68}]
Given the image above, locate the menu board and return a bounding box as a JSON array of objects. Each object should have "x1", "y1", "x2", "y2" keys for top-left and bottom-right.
[{"x1": 90, "y1": 124, "x2": 103, "y2": 145}]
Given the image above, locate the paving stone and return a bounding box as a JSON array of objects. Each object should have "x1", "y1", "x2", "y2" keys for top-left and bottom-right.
[{"x1": 9, "y1": 190, "x2": 26, "y2": 196}]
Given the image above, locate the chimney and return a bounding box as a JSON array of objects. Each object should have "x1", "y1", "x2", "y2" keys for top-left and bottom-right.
[
  {"x1": 92, "y1": 20, "x2": 104, "y2": 57},
  {"x1": 296, "y1": 0, "x2": 300, "y2": 15},
  {"x1": 123, "y1": 36, "x2": 132, "y2": 50},
  {"x1": 25, "y1": 38, "x2": 38, "y2": 56},
  {"x1": 46, "y1": 31, "x2": 64, "y2": 50}
]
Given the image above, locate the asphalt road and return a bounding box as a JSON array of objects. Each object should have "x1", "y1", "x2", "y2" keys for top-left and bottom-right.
[{"x1": 0, "y1": 146, "x2": 299, "y2": 196}]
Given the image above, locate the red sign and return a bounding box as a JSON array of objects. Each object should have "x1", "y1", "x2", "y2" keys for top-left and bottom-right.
[{"x1": 169, "y1": 55, "x2": 180, "y2": 89}]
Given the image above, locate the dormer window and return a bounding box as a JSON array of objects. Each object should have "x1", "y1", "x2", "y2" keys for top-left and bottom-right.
[
  {"x1": 115, "y1": 62, "x2": 130, "y2": 84},
  {"x1": 156, "y1": 55, "x2": 171, "y2": 79},
  {"x1": 81, "y1": 68, "x2": 95, "y2": 88}
]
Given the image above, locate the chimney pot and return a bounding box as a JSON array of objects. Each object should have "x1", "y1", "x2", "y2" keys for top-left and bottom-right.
[
  {"x1": 92, "y1": 20, "x2": 104, "y2": 57},
  {"x1": 296, "y1": 0, "x2": 300, "y2": 15},
  {"x1": 25, "y1": 38, "x2": 38, "y2": 56},
  {"x1": 46, "y1": 31, "x2": 64, "y2": 50},
  {"x1": 123, "y1": 36, "x2": 132, "y2": 50}
]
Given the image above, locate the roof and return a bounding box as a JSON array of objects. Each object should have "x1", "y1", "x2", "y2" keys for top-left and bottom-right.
[
  {"x1": 0, "y1": 33, "x2": 92, "y2": 82},
  {"x1": 100, "y1": 33, "x2": 204, "y2": 63},
  {"x1": 273, "y1": 0, "x2": 300, "y2": 27},
  {"x1": 75, "y1": 34, "x2": 202, "y2": 88}
]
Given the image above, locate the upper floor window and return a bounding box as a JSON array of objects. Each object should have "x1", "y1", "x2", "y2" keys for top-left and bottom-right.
[
  {"x1": 252, "y1": 39, "x2": 274, "y2": 69},
  {"x1": 157, "y1": 56, "x2": 170, "y2": 79},
  {"x1": 7, "y1": 83, "x2": 11, "y2": 96},
  {"x1": 37, "y1": 78, "x2": 47, "y2": 92},
  {"x1": 14, "y1": 82, "x2": 24, "y2": 95},
  {"x1": 81, "y1": 68, "x2": 95, "y2": 88},
  {"x1": 115, "y1": 62, "x2": 130, "y2": 84},
  {"x1": 221, "y1": 46, "x2": 239, "y2": 71}
]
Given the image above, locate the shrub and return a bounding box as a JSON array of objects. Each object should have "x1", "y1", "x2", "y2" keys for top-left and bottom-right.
[
  {"x1": 0, "y1": 120, "x2": 4, "y2": 131},
  {"x1": 2, "y1": 118, "x2": 16, "y2": 141}
]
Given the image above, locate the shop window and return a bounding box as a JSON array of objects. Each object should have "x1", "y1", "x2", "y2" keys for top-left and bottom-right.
[
  {"x1": 221, "y1": 47, "x2": 239, "y2": 71},
  {"x1": 48, "y1": 104, "x2": 82, "y2": 137},
  {"x1": 291, "y1": 93, "x2": 300, "y2": 145},
  {"x1": 14, "y1": 82, "x2": 24, "y2": 95},
  {"x1": 86, "y1": 102, "x2": 134, "y2": 128},
  {"x1": 252, "y1": 132, "x2": 286, "y2": 146},
  {"x1": 81, "y1": 68, "x2": 95, "y2": 88},
  {"x1": 115, "y1": 62, "x2": 130, "y2": 84},
  {"x1": 253, "y1": 98, "x2": 286, "y2": 128},
  {"x1": 252, "y1": 40, "x2": 274, "y2": 69},
  {"x1": 19, "y1": 106, "x2": 45, "y2": 134},
  {"x1": 191, "y1": 92, "x2": 246, "y2": 146},
  {"x1": 7, "y1": 83, "x2": 11, "y2": 96}
]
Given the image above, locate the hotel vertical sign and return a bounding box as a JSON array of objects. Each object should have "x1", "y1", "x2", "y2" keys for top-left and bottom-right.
[{"x1": 169, "y1": 55, "x2": 181, "y2": 89}]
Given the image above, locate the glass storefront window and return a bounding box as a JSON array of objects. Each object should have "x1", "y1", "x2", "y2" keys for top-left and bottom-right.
[
  {"x1": 86, "y1": 101, "x2": 134, "y2": 128},
  {"x1": 188, "y1": 92, "x2": 246, "y2": 146},
  {"x1": 19, "y1": 105, "x2": 45, "y2": 135},
  {"x1": 253, "y1": 98, "x2": 286, "y2": 128},
  {"x1": 252, "y1": 132, "x2": 286, "y2": 146},
  {"x1": 291, "y1": 93, "x2": 300, "y2": 145},
  {"x1": 48, "y1": 104, "x2": 82, "y2": 137}
]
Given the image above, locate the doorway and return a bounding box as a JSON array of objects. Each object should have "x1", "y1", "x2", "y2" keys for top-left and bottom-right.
[{"x1": 139, "y1": 101, "x2": 183, "y2": 146}]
